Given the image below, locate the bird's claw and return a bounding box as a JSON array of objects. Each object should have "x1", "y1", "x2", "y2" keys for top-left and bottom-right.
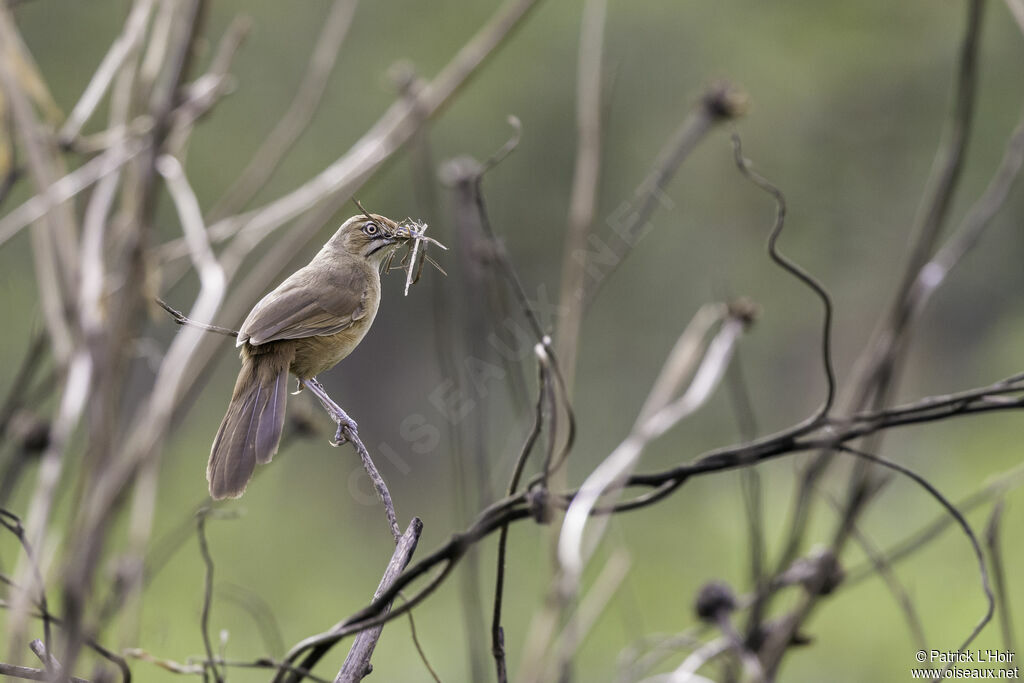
[{"x1": 330, "y1": 417, "x2": 358, "y2": 447}]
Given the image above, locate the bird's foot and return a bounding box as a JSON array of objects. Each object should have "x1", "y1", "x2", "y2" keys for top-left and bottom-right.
[
  {"x1": 330, "y1": 414, "x2": 359, "y2": 447},
  {"x1": 299, "y1": 377, "x2": 360, "y2": 446}
]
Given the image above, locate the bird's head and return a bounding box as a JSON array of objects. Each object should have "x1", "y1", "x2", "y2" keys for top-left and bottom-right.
[{"x1": 327, "y1": 213, "x2": 408, "y2": 264}]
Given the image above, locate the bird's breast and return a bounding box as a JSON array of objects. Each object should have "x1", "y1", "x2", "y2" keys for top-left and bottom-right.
[{"x1": 289, "y1": 298, "x2": 379, "y2": 379}]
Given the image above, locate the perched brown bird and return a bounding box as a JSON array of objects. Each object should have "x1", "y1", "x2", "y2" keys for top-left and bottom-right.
[{"x1": 208, "y1": 213, "x2": 408, "y2": 499}]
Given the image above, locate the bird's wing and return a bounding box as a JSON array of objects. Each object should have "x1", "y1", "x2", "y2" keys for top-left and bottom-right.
[{"x1": 239, "y1": 267, "x2": 371, "y2": 346}]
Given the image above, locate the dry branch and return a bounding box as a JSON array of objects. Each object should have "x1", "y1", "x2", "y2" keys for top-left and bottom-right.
[
  {"x1": 276, "y1": 519, "x2": 424, "y2": 683},
  {"x1": 336, "y1": 519, "x2": 424, "y2": 683}
]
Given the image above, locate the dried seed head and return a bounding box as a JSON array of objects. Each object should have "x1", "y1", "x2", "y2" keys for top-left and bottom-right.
[{"x1": 694, "y1": 580, "x2": 737, "y2": 622}]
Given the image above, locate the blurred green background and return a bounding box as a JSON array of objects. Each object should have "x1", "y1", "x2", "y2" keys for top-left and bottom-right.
[{"x1": 1, "y1": 0, "x2": 1023, "y2": 680}]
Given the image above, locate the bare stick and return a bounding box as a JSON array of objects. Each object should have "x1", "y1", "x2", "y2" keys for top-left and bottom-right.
[
  {"x1": 125, "y1": 646, "x2": 332, "y2": 682},
  {"x1": 28, "y1": 639, "x2": 60, "y2": 675},
  {"x1": 821, "y1": 493, "x2": 926, "y2": 649},
  {"x1": 401, "y1": 596, "x2": 442, "y2": 683},
  {"x1": 984, "y1": 500, "x2": 1016, "y2": 652},
  {"x1": 906, "y1": 108, "x2": 1024, "y2": 320},
  {"x1": 177, "y1": 0, "x2": 542, "y2": 264},
  {"x1": 846, "y1": 462, "x2": 1024, "y2": 585},
  {"x1": 0, "y1": 139, "x2": 146, "y2": 250},
  {"x1": 10, "y1": 352, "x2": 91, "y2": 660},
  {"x1": 274, "y1": 520, "x2": 425, "y2": 683},
  {"x1": 556, "y1": 0, "x2": 607, "y2": 396},
  {"x1": 58, "y1": 0, "x2": 156, "y2": 143},
  {"x1": 163, "y1": 16, "x2": 251, "y2": 155},
  {"x1": 731, "y1": 135, "x2": 836, "y2": 425},
  {"x1": 0, "y1": 661, "x2": 89, "y2": 683},
  {"x1": 491, "y1": 352, "x2": 549, "y2": 682},
  {"x1": 301, "y1": 378, "x2": 401, "y2": 542},
  {"x1": 663, "y1": 636, "x2": 731, "y2": 682},
  {"x1": 0, "y1": 576, "x2": 130, "y2": 679},
  {"x1": 0, "y1": 6, "x2": 77, "y2": 362},
  {"x1": 558, "y1": 305, "x2": 746, "y2": 586},
  {"x1": 835, "y1": 446, "x2": 993, "y2": 678},
  {"x1": 217, "y1": 582, "x2": 285, "y2": 657},
  {"x1": 196, "y1": 510, "x2": 224, "y2": 683},
  {"x1": 552, "y1": 550, "x2": 630, "y2": 679},
  {"x1": 0, "y1": 510, "x2": 52, "y2": 667},
  {"x1": 155, "y1": 297, "x2": 239, "y2": 337},
  {"x1": 209, "y1": 0, "x2": 359, "y2": 220},
  {"x1": 0, "y1": 332, "x2": 48, "y2": 446},
  {"x1": 336, "y1": 519, "x2": 424, "y2": 683},
  {"x1": 582, "y1": 83, "x2": 746, "y2": 309}
]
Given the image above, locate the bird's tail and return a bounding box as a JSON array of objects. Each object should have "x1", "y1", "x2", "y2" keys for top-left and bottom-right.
[{"x1": 208, "y1": 347, "x2": 292, "y2": 499}]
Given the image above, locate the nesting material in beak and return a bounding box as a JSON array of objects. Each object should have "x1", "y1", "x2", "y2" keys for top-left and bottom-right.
[{"x1": 382, "y1": 218, "x2": 448, "y2": 296}]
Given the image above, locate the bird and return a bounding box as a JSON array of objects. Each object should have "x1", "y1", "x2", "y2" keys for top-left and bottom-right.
[{"x1": 208, "y1": 212, "x2": 409, "y2": 499}]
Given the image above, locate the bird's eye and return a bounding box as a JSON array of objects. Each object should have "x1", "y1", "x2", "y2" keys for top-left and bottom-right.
[{"x1": 363, "y1": 222, "x2": 379, "y2": 236}]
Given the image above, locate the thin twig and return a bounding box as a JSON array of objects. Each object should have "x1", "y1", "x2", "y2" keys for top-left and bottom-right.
[
  {"x1": 491, "y1": 353, "x2": 549, "y2": 683},
  {"x1": 821, "y1": 492, "x2": 926, "y2": 649},
  {"x1": 663, "y1": 636, "x2": 731, "y2": 683},
  {"x1": 165, "y1": 0, "x2": 542, "y2": 266},
  {"x1": 155, "y1": 297, "x2": 239, "y2": 337},
  {"x1": 834, "y1": 445, "x2": 993, "y2": 679},
  {"x1": 208, "y1": 0, "x2": 359, "y2": 220},
  {"x1": 0, "y1": 660, "x2": 89, "y2": 683},
  {"x1": 552, "y1": 550, "x2": 630, "y2": 679},
  {"x1": 846, "y1": 461, "x2": 1024, "y2": 585},
  {"x1": 558, "y1": 305, "x2": 747, "y2": 587},
  {"x1": 126, "y1": 647, "x2": 332, "y2": 682},
  {"x1": 10, "y1": 352, "x2": 91, "y2": 661},
  {"x1": 300, "y1": 378, "x2": 401, "y2": 542},
  {"x1": 984, "y1": 500, "x2": 1016, "y2": 652},
  {"x1": 0, "y1": 6, "x2": 77, "y2": 361},
  {"x1": 0, "y1": 510, "x2": 52, "y2": 668},
  {"x1": 0, "y1": 139, "x2": 146, "y2": 250},
  {"x1": 582, "y1": 83, "x2": 747, "y2": 310},
  {"x1": 28, "y1": 638, "x2": 60, "y2": 675},
  {"x1": 555, "y1": 0, "x2": 607, "y2": 396},
  {"x1": 217, "y1": 582, "x2": 286, "y2": 657},
  {"x1": 164, "y1": 16, "x2": 250, "y2": 154},
  {"x1": 402, "y1": 596, "x2": 442, "y2": 683},
  {"x1": 731, "y1": 134, "x2": 835, "y2": 425},
  {"x1": 58, "y1": 0, "x2": 156, "y2": 143},
  {"x1": 906, "y1": 107, "x2": 1024, "y2": 319},
  {"x1": 725, "y1": 351, "x2": 769, "y2": 644},
  {"x1": 462, "y1": 134, "x2": 579, "y2": 478},
  {"x1": 0, "y1": 594, "x2": 131, "y2": 681},
  {"x1": 196, "y1": 510, "x2": 224, "y2": 683},
  {"x1": 0, "y1": 331, "x2": 48, "y2": 441}
]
